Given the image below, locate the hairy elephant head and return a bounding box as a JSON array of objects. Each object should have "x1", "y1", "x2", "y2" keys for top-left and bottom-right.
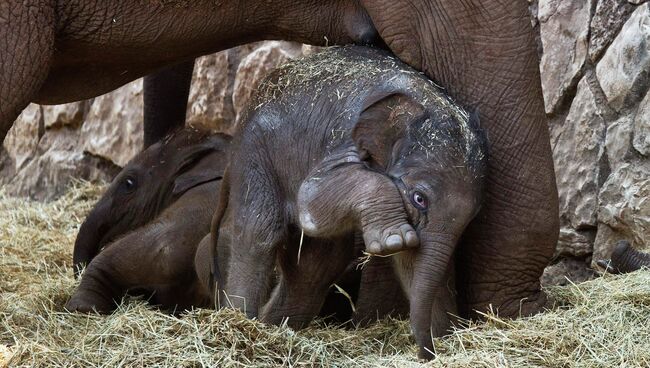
[
  {"x1": 73, "y1": 128, "x2": 231, "y2": 276},
  {"x1": 352, "y1": 90, "x2": 488, "y2": 358}
]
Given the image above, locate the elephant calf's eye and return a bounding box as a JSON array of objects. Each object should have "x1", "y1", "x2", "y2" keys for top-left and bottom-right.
[
  {"x1": 411, "y1": 191, "x2": 428, "y2": 210},
  {"x1": 122, "y1": 177, "x2": 137, "y2": 193}
]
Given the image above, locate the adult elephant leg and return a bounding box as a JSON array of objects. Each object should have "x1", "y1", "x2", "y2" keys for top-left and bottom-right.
[
  {"x1": 0, "y1": 1, "x2": 54, "y2": 142},
  {"x1": 360, "y1": 0, "x2": 558, "y2": 319},
  {"x1": 143, "y1": 60, "x2": 195, "y2": 148}
]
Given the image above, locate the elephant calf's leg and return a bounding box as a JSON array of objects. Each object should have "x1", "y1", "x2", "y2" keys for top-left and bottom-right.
[
  {"x1": 66, "y1": 225, "x2": 195, "y2": 313},
  {"x1": 260, "y1": 236, "x2": 355, "y2": 329},
  {"x1": 298, "y1": 164, "x2": 418, "y2": 255},
  {"x1": 220, "y1": 178, "x2": 287, "y2": 318},
  {"x1": 0, "y1": 1, "x2": 54, "y2": 141},
  {"x1": 353, "y1": 256, "x2": 409, "y2": 325}
]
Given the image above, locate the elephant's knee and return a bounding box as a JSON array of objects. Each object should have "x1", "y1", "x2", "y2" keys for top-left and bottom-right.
[{"x1": 297, "y1": 179, "x2": 323, "y2": 235}]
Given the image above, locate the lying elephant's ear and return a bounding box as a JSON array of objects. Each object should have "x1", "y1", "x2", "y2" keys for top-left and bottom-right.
[
  {"x1": 172, "y1": 134, "x2": 231, "y2": 196},
  {"x1": 352, "y1": 92, "x2": 424, "y2": 169}
]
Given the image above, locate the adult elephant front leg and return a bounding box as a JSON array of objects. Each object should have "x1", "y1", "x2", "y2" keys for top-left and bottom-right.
[
  {"x1": 0, "y1": 1, "x2": 54, "y2": 140},
  {"x1": 360, "y1": 0, "x2": 558, "y2": 318},
  {"x1": 143, "y1": 60, "x2": 195, "y2": 148}
]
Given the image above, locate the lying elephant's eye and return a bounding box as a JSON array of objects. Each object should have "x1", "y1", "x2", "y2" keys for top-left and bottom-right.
[
  {"x1": 411, "y1": 191, "x2": 428, "y2": 210},
  {"x1": 122, "y1": 177, "x2": 137, "y2": 193}
]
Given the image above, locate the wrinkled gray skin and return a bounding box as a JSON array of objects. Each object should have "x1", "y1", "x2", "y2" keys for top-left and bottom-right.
[
  {"x1": 67, "y1": 128, "x2": 230, "y2": 313},
  {"x1": 358, "y1": 1, "x2": 558, "y2": 322},
  {"x1": 0, "y1": 0, "x2": 378, "y2": 145},
  {"x1": 597, "y1": 241, "x2": 650, "y2": 274},
  {"x1": 3, "y1": 1, "x2": 557, "y2": 328},
  {"x1": 151, "y1": 1, "x2": 559, "y2": 325},
  {"x1": 212, "y1": 46, "x2": 488, "y2": 358}
]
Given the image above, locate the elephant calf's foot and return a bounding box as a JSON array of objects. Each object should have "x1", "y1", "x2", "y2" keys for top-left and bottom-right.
[
  {"x1": 65, "y1": 290, "x2": 116, "y2": 314},
  {"x1": 363, "y1": 222, "x2": 418, "y2": 255}
]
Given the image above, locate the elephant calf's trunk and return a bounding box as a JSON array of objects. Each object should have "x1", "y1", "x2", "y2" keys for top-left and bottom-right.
[
  {"x1": 408, "y1": 235, "x2": 455, "y2": 360},
  {"x1": 611, "y1": 241, "x2": 650, "y2": 274},
  {"x1": 73, "y1": 218, "x2": 105, "y2": 277}
]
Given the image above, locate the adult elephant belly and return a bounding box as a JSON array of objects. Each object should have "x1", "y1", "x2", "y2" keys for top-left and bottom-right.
[
  {"x1": 35, "y1": 57, "x2": 155, "y2": 104},
  {"x1": 360, "y1": 0, "x2": 559, "y2": 319}
]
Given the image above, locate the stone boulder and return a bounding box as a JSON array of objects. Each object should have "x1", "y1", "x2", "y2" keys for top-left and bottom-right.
[
  {"x1": 232, "y1": 41, "x2": 303, "y2": 124},
  {"x1": 186, "y1": 48, "x2": 239, "y2": 133},
  {"x1": 80, "y1": 80, "x2": 144, "y2": 168},
  {"x1": 539, "y1": 0, "x2": 592, "y2": 114},
  {"x1": 551, "y1": 77, "x2": 606, "y2": 236},
  {"x1": 632, "y1": 91, "x2": 650, "y2": 156},
  {"x1": 596, "y1": 4, "x2": 650, "y2": 111},
  {"x1": 43, "y1": 101, "x2": 90, "y2": 130},
  {"x1": 589, "y1": 0, "x2": 637, "y2": 62},
  {"x1": 3, "y1": 104, "x2": 42, "y2": 171},
  {"x1": 4, "y1": 127, "x2": 120, "y2": 201},
  {"x1": 593, "y1": 162, "x2": 650, "y2": 263}
]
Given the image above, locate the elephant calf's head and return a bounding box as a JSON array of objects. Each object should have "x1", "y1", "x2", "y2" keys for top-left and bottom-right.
[
  {"x1": 73, "y1": 128, "x2": 231, "y2": 276},
  {"x1": 352, "y1": 79, "x2": 488, "y2": 358}
]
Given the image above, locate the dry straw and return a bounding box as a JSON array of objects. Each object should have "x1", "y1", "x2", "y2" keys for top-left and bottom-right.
[{"x1": 1, "y1": 181, "x2": 648, "y2": 367}]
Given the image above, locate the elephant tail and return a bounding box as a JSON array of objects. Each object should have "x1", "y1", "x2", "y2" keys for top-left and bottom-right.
[{"x1": 209, "y1": 164, "x2": 231, "y2": 304}]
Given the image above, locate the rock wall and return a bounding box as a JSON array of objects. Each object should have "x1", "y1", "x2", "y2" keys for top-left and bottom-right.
[
  {"x1": 1, "y1": 3, "x2": 648, "y2": 269},
  {"x1": 534, "y1": 0, "x2": 649, "y2": 271}
]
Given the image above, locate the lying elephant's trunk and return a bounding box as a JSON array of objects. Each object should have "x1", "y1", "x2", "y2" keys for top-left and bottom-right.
[
  {"x1": 73, "y1": 202, "x2": 111, "y2": 277},
  {"x1": 610, "y1": 240, "x2": 650, "y2": 274}
]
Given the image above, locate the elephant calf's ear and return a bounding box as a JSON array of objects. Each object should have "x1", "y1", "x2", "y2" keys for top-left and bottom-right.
[
  {"x1": 172, "y1": 134, "x2": 231, "y2": 196},
  {"x1": 172, "y1": 154, "x2": 224, "y2": 195},
  {"x1": 352, "y1": 93, "x2": 424, "y2": 169}
]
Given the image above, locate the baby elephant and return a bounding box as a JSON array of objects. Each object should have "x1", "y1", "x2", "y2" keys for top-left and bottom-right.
[
  {"x1": 66, "y1": 126, "x2": 388, "y2": 319},
  {"x1": 67, "y1": 128, "x2": 231, "y2": 313},
  {"x1": 213, "y1": 46, "x2": 488, "y2": 358}
]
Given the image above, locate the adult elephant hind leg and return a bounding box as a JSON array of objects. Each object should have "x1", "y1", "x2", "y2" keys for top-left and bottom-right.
[
  {"x1": 260, "y1": 235, "x2": 355, "y2": 329},
  {"x1": 297, "y1": 164, "x2": 418, "y2": 256},
  {"x1": 0, "y1": 1, "x2": 54, "y2": 142},
  {"x1": 359, "y1": 0, "x2": 558, "y2": 321},
  {"x1": 457, "y1": 130, "x2": 558, "y2": 319},
  {"x1": 143, "y1": 60, "x2": 195, "y2": 148}
]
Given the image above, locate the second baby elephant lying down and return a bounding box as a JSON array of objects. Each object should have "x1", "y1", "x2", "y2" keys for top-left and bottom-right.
[
  {"x1": 67, "y1": 128, "x2": 231, "y2": 313},
  {"x1": 213, "y1": 45, "x2": 488, "y2": 359}
]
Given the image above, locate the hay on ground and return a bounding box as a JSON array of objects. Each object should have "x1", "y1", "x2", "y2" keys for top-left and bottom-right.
[{"x1": 1, "y1": 181, "x2": 648, "y2": 367}]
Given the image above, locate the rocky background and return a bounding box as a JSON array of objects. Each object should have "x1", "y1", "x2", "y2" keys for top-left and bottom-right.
[
  {"x1": 1, "y1": 2, "x2": 648, "y2": 282},
  {"x1": 532, "y1": 0, "x2": 649, "y2": 282}
]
